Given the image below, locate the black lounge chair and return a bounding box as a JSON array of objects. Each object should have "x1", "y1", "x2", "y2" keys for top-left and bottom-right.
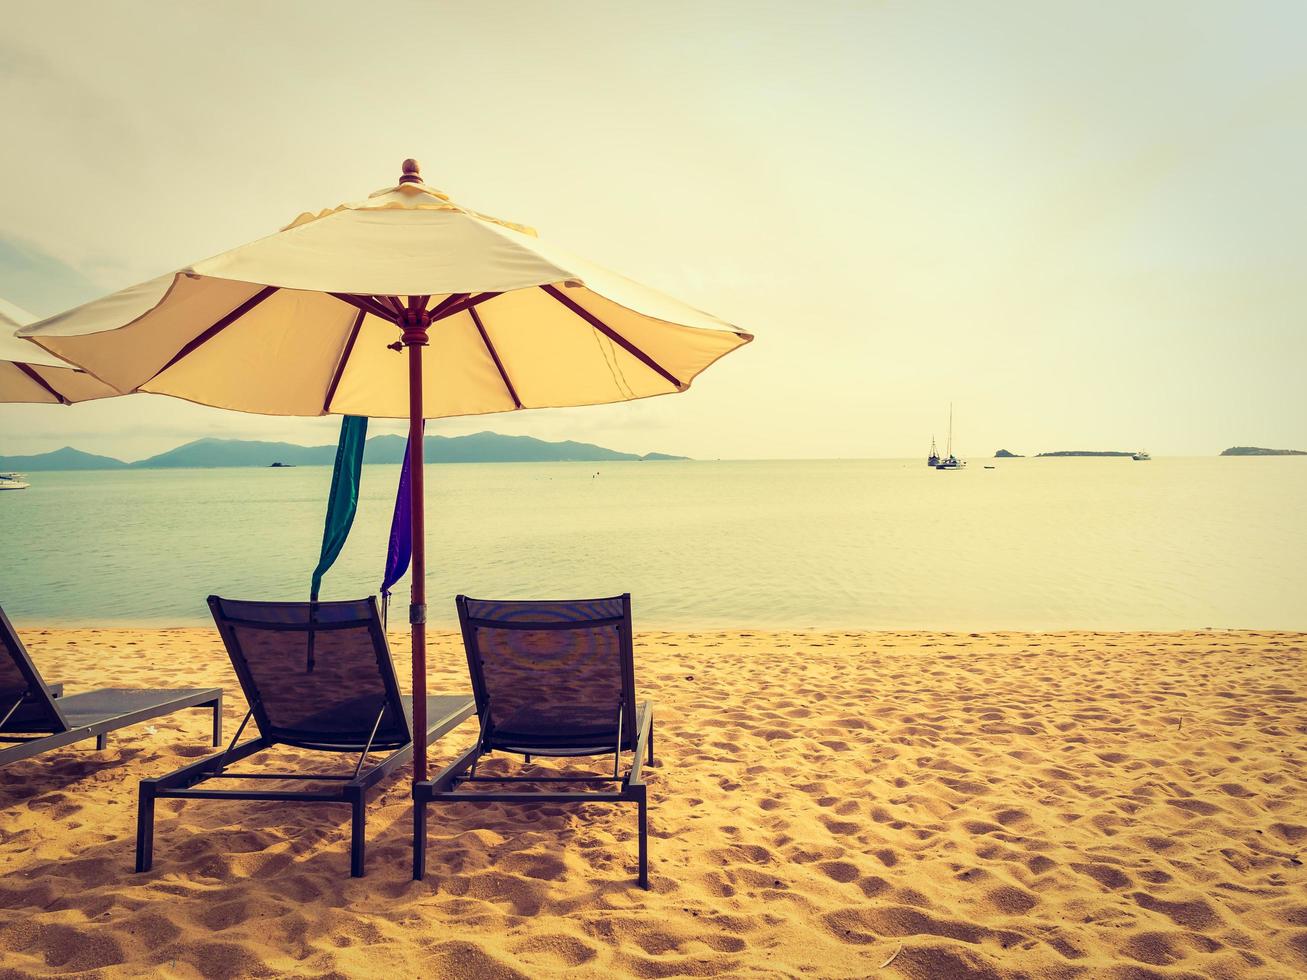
[
  {"x1": 0, "y1": 604, "x2": 222, "y2": 768},
  {"x1": 413, "y1": 594, "x2": 654, "y2": 888},
  {"x1": 136, "y1": 596, "x2": 474, "y2": 878}
]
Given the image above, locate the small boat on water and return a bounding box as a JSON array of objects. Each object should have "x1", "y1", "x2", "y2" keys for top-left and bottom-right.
[
  {"x1": 927, "y1": 436, "x2": 940, "y2": 468},
  {"x1": 0, "y1": 474, "x2": 30, "y2": 490},
  {"x1": 1132, "y1": 451, "x2": 1151, "y2": 461},
  {"x1": 934, "y1": 404, "x2": 967, "y2": 470}
]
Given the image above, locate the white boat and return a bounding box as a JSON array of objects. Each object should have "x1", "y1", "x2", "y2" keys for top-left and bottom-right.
[
  {"x1": 935, "y1": 404, "x2": 967, "y2": 470},
  {"x1": 1132, "y1": 451, "x2": 1151, "y2": 461},
  {"x1": 0, "y1": 476, "x2": 30, "y2": 490}
]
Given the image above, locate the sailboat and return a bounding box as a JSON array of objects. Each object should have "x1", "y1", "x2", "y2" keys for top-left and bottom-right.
[
  {"x1": 935, "y1": 404, "x2": 967, "y2": 470},
  {"x1": 927, "y1": 436, "x2": 940, "y2": 468}
]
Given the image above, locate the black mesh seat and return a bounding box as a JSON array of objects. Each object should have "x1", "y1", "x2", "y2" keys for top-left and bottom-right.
[
  {"x1": 210, "y1": 597, "x2": 414, "y2": 751},
  {"x1": 1, "y1": 604, "x2": 222, "y2": 769},
  {"x1": 413, "y1": 594, "x2": 655, "y2": 888},
  {"x1": 135, "y1": 596, "x2": 474, "y2": 879}
]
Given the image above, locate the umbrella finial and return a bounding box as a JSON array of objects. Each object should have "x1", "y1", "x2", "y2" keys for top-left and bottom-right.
[{"x1": 399, "y1": 159, "x2": 422, "y2": 184}]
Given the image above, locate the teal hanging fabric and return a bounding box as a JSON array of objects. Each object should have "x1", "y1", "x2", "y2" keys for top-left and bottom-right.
[{"x1": 310, "y1": 415, "x2": 369, "y2": 602}]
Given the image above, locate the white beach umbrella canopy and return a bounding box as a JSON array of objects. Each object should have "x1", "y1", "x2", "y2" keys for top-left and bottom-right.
[
  {"x1": 0, "y1": 297, "x2": 118, "y2": 404},
  {"x1": 19, "y1": 160, "x2": 752, "y2": 788},
  {"x1": 20, "y1": 162, "x2": 752, "y2": 417}
]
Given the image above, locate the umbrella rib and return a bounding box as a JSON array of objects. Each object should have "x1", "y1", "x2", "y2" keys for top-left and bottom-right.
[
  {"x1": 330, "y1": 293, "x2": 398, "y2": 323},
  {"x1": 540, "y1": 284, "x2": 683, "y2": 390},
  {"x1": 147, "y1": 285, "x2": 279, "y2": 383},
  {"x1": 429, "y1": 292, "x2": 499, "y2": 324},
  {"x1": 468, "y1": 305, "x2": 522, "y2": 409},
  {"x1": 321, "y1": 309, "x2": 367, "y2": 414},
  {"x1": 426, "y1": 293, "x2": 468, "y2": 321},
  {"x1": 14, "y1": 363, "x2": 70, "y2": 405}
]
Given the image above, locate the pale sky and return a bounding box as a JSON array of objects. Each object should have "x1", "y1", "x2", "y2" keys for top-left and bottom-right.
[{"x1": 2, "y1": 1, "x2": 1305, "y2": 461}]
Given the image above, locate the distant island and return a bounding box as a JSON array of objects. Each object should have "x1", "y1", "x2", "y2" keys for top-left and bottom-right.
[
  {"x1": 0, "y1": 446, "x2": 127, "y2": 471},
  {"x1": 1220, "y1": 446, "x2": 1306, "y2": 457},
  {"x1": 994, "y1": 449, "x2": 1023, "y2": 458},
  {"x1": 0, "y1": 432, "x2": 690, "y2": 472},
  {"x1": 1034, "y1": 451, "x2": 1134, "y2": 458}
]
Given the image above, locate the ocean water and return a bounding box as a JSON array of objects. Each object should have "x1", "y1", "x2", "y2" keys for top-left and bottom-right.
[{"x1": 0, "y1": 458, "x2": 1303, "y2": 631}]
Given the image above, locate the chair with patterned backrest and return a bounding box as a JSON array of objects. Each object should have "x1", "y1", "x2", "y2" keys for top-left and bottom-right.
[{"x1": 413, "y1": 593, "x2": 654, "y2": 887}]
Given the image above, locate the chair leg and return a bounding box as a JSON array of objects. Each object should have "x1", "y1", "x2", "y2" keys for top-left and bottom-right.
[
  {"x1": 413, "y1": 797, "x2": 427, "y2": 881},
  {"x1": 211, "y1": 703, "x2": 223, "y2": 747},
  {"x1": 637, "y1": 793, "x2": 649, "y2": 889},
  {"x1": 349, "y1": 792, "x2": 366, "y2": 878},
  {"x1": 647, "y1": 720, "x2": 655, "y2": 767},
  {"x1": 136, "y1": 783, "x2": 156, "y2": 873},
  {"x1": 96, "y1": 733, "x2": 108, "y2": 750}
]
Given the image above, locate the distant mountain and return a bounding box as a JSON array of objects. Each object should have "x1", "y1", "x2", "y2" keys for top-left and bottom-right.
[
  {"x1": 362, "y1": 434, "x2": 407, "y2": 464},
  {"x1": 994, "y1": 449, "x2": 1023, "y2": 458},
  {"x1": 359, "y1": 432, "x2": 660, "y2": 464},
  {"x1": 1034, "y1": 451, "x2": 1134, "y2": 458},
  {"x1": 424, "y1": 432, "x2": 679, "y2": 463},
  {"x1": 1220, "y1": 446, "x2": 1306, "y2": 457},
  {"x1": 133, "y1": 438, "x2": 337, "y2": 468},
  {"x1": 0, "y1": 446, "x2": 128, "y2": 471},
  {"x1": 1, "y1": 432, "x2": 689, "y2": 471}
]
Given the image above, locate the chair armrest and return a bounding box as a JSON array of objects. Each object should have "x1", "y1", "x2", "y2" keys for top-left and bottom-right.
[{"x1": 628, "y1": 701, "x2": 653, "y2": 786}]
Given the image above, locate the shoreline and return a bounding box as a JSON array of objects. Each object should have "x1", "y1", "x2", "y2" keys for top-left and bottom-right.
[
  {"x1": 2, "y1": 627, "x2": 1304, "y2": 976},
  {"x1": 13, "y1": 622, "x2": 1307, "y2": 635}
]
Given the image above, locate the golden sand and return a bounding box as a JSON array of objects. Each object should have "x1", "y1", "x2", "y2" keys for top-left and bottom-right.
[{"x1": 0, "y1": 628, "x2": 1304, "y2": 978}]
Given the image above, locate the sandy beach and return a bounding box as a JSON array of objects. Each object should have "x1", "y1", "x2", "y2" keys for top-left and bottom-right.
[{"x1": 0, "y1": 627, "x2": 1303, "y2": 978}]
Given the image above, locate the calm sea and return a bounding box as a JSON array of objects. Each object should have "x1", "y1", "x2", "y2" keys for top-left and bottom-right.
[{"x1": 1, "y1": 458, "x2": 1303, "y2": 631}]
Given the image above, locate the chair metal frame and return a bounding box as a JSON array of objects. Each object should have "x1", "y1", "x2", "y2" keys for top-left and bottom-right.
[
  {"x1": 0, "y1": 605, "x2": 222, "y2": 769},
  {"x1": 136, "y1": 595, "x2": 473, "y2": 878}
]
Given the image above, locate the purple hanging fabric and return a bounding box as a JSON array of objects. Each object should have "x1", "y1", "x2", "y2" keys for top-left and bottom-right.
[{"x1": 380, "y1": 421, "x2": 423, "y2": 628}]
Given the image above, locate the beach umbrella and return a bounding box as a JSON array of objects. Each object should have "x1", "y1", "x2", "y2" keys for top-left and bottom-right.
[
  {"x1": 0, "y1": 297, "x2": 118, "y2": 404},
  {"x1": 19, "y1": 160, "x2": 753, "y2": 782}
]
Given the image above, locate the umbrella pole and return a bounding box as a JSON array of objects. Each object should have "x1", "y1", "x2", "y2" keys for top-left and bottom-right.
[{"x1": 404, "y1": 306, "x2": 430, "y2": 784}]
